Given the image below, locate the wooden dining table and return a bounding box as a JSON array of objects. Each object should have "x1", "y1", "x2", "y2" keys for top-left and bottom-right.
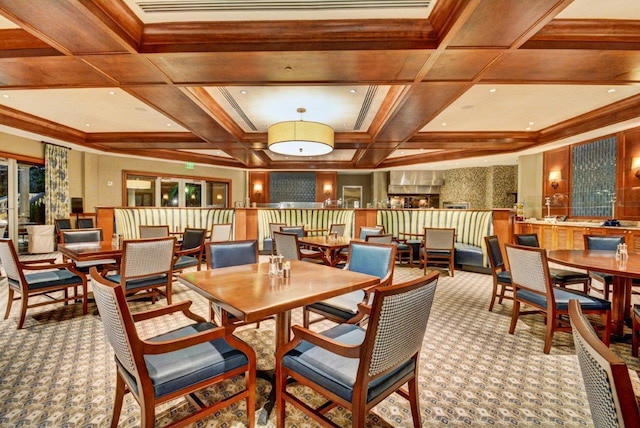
[
  {"x1": 548, "y1": 249, "x2": 640, "y2": 337},
  {"x1": 297, "y1": 235, "x2": 353, "y2": 266},
  {"x1": 177, "y1": 259, "x2": 379, "y2": 348},
  {"x1": 57, "y1": 241, "x2": 122, "y2": 262}
]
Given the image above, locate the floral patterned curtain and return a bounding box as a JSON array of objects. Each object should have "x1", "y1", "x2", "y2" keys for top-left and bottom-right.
[{"x1": 44, "y1": 143, "x2": 69, "y2": 225}]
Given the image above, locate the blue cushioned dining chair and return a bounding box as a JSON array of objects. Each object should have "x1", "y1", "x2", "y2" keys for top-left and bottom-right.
[
  {"x1": 60, "y1": 228, "x2": 117, "y2": 274},
  {"x1": 102, "y1": 236, "x2": 176, "y2": 305},
  {"x1": 505, "y1": 244, "x2": 611, "y2": 354},
  {"x1": 514, "y1": 233, "x2": 591, "y2": 293},
  {"x1": 302, "y1": 241, "x2": 396, "y2": 328},
  {"x1": 173, "y1": 228, "x2": 207, "y2": 272},
  {"x1": 485, "y1": 235, "x2": 513, "y2": 311},
  {"x1": 76, "y1": 217, "x2": 94, "y2": 229},
  {"x1": 0, "y1": 238, "x2": 88, "y2": 329},
  {"x1": 335, "y1": 225, "x2": 385, "y2": 265},
  {"x1": 90, "y1": 267, "x2": 257, "y2": 428},
  {"x1": 569, "y1": 300, "x2": 640, "y2": 428},
  {"x1": 276, "y1": 272, "x2": 439, "y2": 428},
  {"x1": 583, "y1": 235, "x2": 625, "y2": 300},
  {"x1": 205, "y1": 240, "x2": 265, "y2": 326}
]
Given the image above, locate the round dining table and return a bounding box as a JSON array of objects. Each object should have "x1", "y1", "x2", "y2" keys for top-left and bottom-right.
[{"x1": 547, "y1": 249, "x2": 639, "y2": 337}]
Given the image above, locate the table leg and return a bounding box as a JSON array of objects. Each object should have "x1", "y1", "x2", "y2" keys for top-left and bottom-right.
[
  {"x1": 257, "y1": 310, "x2": 291, "y2": 425},
  {"x1": 612, "y1": 276, "x2": 629, "y2": 337}
]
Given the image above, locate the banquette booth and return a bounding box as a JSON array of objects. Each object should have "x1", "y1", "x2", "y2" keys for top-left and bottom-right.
[{"x1": 94, "y1": 206, "x2": 515, "y2": 273}]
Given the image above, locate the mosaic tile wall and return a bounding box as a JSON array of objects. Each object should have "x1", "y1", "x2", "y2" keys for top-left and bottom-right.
[
  {"x1": 270, "y1": 172, "x2": 316, "y2": 203},
  {"x1": 571, "y1": 136, "x2": 617, "y2": 217},
  {"x1": 441, "y1": 166, "x2": 517, "y2": 209}
]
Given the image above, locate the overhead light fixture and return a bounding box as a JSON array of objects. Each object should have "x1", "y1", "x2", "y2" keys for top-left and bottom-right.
[
  {"x1": 268, "y1": 108, "x2": 334, "y2": 156},
  {"x1": 548, "y1": 170, "x2": 562, "y2": 189},
  {"x1": 126, "y1": 179, "x2": 151, "y2": 190}
]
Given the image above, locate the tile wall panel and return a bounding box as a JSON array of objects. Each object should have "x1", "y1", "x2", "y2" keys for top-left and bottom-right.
[
  {"x1": 571, "y1": 136, "x2": 617, "y2": 217},
  {"x1": 270, "y1": 172, "x2": 316, "y2": 203}
]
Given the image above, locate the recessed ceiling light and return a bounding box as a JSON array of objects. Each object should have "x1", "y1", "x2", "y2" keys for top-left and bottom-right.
[
  {"x1": 2, "y1": 94, "x2": 9, "y2": 98},
  {"x1": 441, "y1": 122, "x2": 447, "y2": 126},
  {"x1": 350, "y1": 89, "x2": 357, "y2": 93},
  {"x1": 134, "y1": 107, "x2": 147, "y2": 112},
  {"x1": 529, "y1": 121, "x2": 534, "y2": 125},
  {"x1": 608, "y1": 88, "x2": 616, "y2": 93},
  {"x1": 108, "y1": 90, "x2": 116, "y2": 95},
  {"x1": 166, "y1": 123, "x2": 172, "y2": 127},
  {"x1": 85, "y1": 123, "x2": 91, "y2": 127},
  {"x1": 240, "y1": 90, "x2": 247, "y2": 94},
  {"x1": 489, "y1": 88, "x2": 496, "y2": 93},
  {"x1": 525, "y1": 127, "x2": 531, "y2": 131},
  {"x1": 420, "y1": 148, "x2": 424, "y2": 152}
]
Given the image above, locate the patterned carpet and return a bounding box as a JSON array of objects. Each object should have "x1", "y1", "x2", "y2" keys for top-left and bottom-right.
[{"x1": 1, "y1": 254, "x2": 639, "y2": 427}]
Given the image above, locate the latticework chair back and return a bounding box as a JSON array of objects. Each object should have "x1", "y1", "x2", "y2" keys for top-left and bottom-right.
[
  {"x1": 273, "y1": 232, "x2": 301, "y2": 260},
  {"x1": 121, "y1": 237, "x2": 176, "y2": 280},
  {"x1": 329, "y1": 223, "x2": 346, "y2": 236},
  {"x1": 210, "y1": 223, "x2": 232, "y2": 242},
  {"x1": 207, "y1": 240, "x2": 258, "y2": 269},
  {"x1": 347, "y1": 241, "x2": 395, "y2": 284},
  {"x1": 504, "y1": 244, "x2": 550, "y2": 295},
  {"x1": 569, "y1": 300, "x2": 640, "y2": 428},
  {"x1": 0, "y1": 239, "x2": 23, "y2": 284},
  {"x1": 362, "y1": 272, "x2": 438, "y2": 378},
  {"x1": 269, "y1": 222, "x2": 287, "y2": 238},
  {"x1": 424, "y1": 227, "x2": 455, "y2": 250},
  {"x1": 485, "y1": 235, "x2": 505, "y2": 270},
  {"x1": 182, "y1": 228, "x2": 206, "y2": 250},
  {"x1": 365, "y1": 233, "x2": 393, "y2": 244},
  {"x1": 61, "y1": 228, "x2": 102, "y2": 243},
  {"x1": 138, "y1": 225, "x2": 169, "y2": 239},
  {"x1": 91, "y1": 269, "x2": 140, "y2": 378}
]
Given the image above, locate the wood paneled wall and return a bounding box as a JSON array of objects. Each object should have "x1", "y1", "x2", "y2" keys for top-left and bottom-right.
[
  {"x1": 543, "y1": 127, "x2": 640, "y2": 220},
  {"x1": 248, "y1": 171, "x2": 337, "y2": 203}
]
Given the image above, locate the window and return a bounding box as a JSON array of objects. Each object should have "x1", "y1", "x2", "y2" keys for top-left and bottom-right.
[{"x1": 123, "y1": 171, "x2": 230, "y2": 208}]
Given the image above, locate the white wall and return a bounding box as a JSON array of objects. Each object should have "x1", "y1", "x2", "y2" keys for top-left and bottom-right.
[{"x1": 517, "y1": 153, "x2": 543, "y2": 219}]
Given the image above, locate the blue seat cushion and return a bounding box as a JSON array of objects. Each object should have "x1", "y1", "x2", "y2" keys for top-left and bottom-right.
[
  {"x1": 496, "y1": 271, "x2": 512, "y2": 284},
  {"x1": 22, "y1": 269, "x2": 84, "y2": 291},
  {"x1": 282, "y1": 323, "x2": 414, "y2": 403},
  {"x1": 173, "y1": 255, "x2": 199, "y2": 270},
  {"x1": 454, "y1": 243, "x2": 482, "y2": 267},
  {"x1": 516, "y1": 288, "x2": 610, "y2": 311},
  {"x1": 308, "y1": 290, "x2": 366, "y2": 321},
  {"x1": 118, "y1": 322, "x2": 248, "y2": 399},
  {"x1": 105, "y1": 274, "x2": 169, "y2": 291}
]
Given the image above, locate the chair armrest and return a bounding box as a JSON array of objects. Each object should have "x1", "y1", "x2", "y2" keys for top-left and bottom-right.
[
  {"x1": 347, "y1": 302, "x2": 372, "y2": 325},
  {"x1": 286, "y1": 325, "x2": 361, "y2": 358},
  {"x1": 21, "y1": 261, "x2": 75, "y2": 271},
  {"x1": 175, "y1": 247, "x2": 201, "y2": 258},
  {"x1": 132, "y1": 300, "x2": 206, "y2": 323},
  {"x1": 22, "y1": 258, "x2": 57, "y2": 265},
  {"x1": 141, "y1": 324, "x2": 232, "y2": 354}
]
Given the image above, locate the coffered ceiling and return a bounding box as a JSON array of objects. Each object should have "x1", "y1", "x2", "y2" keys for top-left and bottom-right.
[{"x1": 1, "y1": 0, "x2": 640, "y2": 171}]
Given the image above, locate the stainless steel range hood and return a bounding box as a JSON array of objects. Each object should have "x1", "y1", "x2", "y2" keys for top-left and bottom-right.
[{"x1": 388, "y1": 170, "x2": 443, "y2": 195}]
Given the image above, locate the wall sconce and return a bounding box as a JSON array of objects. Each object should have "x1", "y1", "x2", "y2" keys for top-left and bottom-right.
[
  {"x1": 323, "y1": 184, "x2": 333, "y2": 196},
  {"x1": 253, "y1": 183, "x2": 263, "y2": 196},
  {"x1": 632, "y1": 157, "x2": 640, "y2": 179},
  {"x1": 548, "y1": 170, "x2": 561, "y2": 189}
]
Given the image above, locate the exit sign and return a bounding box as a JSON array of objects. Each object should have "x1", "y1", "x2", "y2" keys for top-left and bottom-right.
[{"x1": 185, "y1": 162, "x2": 195, "y2": 170}]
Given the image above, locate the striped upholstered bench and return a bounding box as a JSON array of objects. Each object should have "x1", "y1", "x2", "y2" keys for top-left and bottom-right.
[
  {"x1": 114, "y1": 208, "x2": 235, "y2": 239},
  {"x1": 377, "y1": 209, "x2": 493, "y2": 272}
]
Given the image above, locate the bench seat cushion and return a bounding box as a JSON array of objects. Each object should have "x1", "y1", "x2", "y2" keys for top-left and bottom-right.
[{"x1": 454, "y1": 243, "x2": 483, "y2": 267}]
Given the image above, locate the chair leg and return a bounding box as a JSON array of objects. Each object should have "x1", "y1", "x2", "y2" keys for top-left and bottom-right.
[
  {"x1": 543, "y1": 312, "x2": 554, "y2": 354},
  {"x1": 508, "y1": 301, "x2": 520, "y2": 334},
  {"x1": 407, "y1": 376, "x2": 421, "y2": 427},
  {"x1": 110, "y1": 373, "x2": 126, "y2": 428},
  {"x1": 17, "y1": 295, "x2": 28, "y2": 329},
  {"x1": 633, "y1": 311, "x2": 639, "y2": 357},
  {"x1": 140, "y1": 397, "x2": 155, "y2": 428},
  {"x1": 489, "y1": 278, "x2": 498, "y2": 312},
  {"x1": 601, "y1": 311, "x2": 611, "y2": 347},
  {"x1": 4, "y1": 288, "x2": 14, "y2": 319},
  {"x1": 302, "y1": 307, "x2": 310, "y2": 328},
  {"x1": 165, "y1": 282, "x2": 172, "y2": 305},
  {"x1": 276, "y1": 365, "x2": 287, "y2": 428}
]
